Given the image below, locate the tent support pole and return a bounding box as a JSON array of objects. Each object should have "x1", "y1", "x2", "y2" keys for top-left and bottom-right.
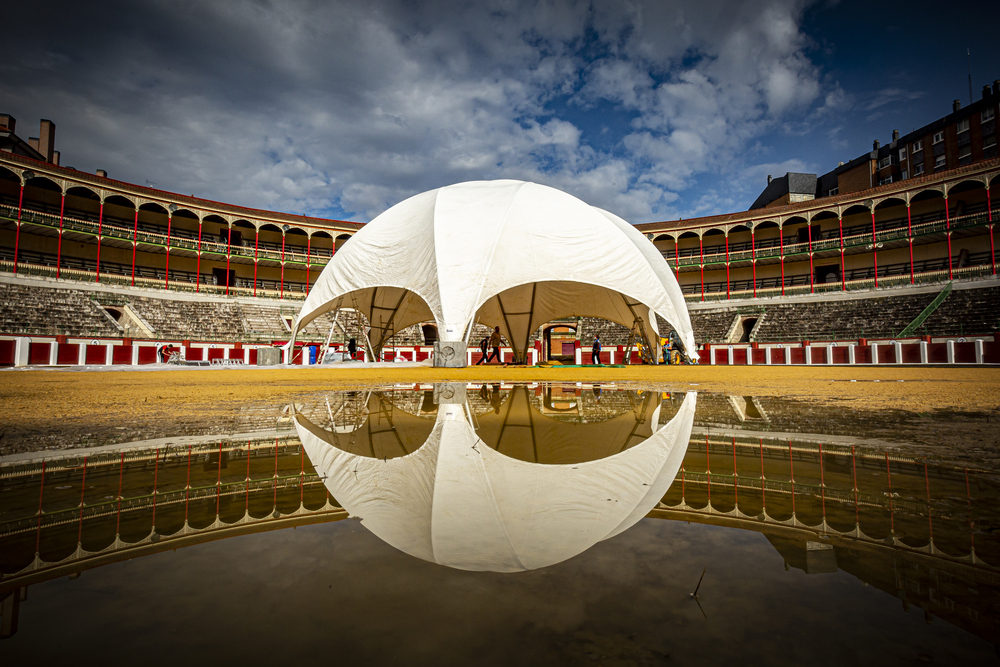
[{"x1": 495, "y1": 292, "x2": 518, "y2": 364}]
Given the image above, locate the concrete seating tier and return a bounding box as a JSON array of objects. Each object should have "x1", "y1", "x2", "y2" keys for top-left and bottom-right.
[
  {"x1": 127, "y1": 296, "x2": 244, "y2": 340},
  {"x1": 687, "y1": 285, "x2": 999, "y2": 343},
  {"x1": 683, "y1": 310, "x2": 736, "y2": 344},
  {"x1": 0, "y1": 283, "x2": 121, "y2": 337}
]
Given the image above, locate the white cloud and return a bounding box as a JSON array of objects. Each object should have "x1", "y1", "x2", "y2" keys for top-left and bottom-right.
[{"x1": 0, "y1": 0, "x2": 835, "y2": 223}]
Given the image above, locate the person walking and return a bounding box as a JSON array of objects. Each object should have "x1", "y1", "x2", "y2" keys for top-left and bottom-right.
[
  {"x1": 591, "y1": 336, "x2": 602, "y2": 365},
  {"x1": 476, "y1": 335, "x2": 489, "y2": 364},
  {"x1": 347, "y1": 338, "x2": 358, "y2": 361},
  {"x1": 485, "y1": 326, "x2": 503, "y2": 363}
]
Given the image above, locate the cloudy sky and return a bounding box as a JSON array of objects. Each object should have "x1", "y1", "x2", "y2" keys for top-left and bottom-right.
[{"x1": 3, "y1": 0, "x2": 998, "y2": 223}]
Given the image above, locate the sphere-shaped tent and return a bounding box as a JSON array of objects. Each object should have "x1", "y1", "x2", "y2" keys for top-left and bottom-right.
[{"x1": 290, "y1": 180, "x2": 695, "y2": 365}]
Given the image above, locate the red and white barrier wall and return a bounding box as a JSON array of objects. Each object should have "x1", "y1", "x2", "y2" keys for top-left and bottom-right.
[
  {"x1": 697, "y1": 335, "x2": 999, "y2": 365},
  {"x1": 1, "y1": 334, "x2": 997, "y2": 367},
  {"x1": 0, "y1": 335, "x2": 284, "y2": 367}
]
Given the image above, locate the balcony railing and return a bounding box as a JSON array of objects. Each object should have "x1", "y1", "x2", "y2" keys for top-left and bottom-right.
[
  {"x1": 663, "y1": 206, "x2": 997, "y2": 267},
  {"x1": 0, "y1": 204, "x2": 336, "y2": 266}
]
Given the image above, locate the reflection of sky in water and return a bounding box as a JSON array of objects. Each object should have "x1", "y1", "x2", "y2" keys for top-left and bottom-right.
[{"x1": 1, "y1": 383, "x2": 997, "y2": 661}]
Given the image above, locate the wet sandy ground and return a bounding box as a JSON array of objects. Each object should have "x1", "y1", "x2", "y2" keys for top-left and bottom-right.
[{"x1": 1, "y1": 365, "x2": 998, "y2": 457}]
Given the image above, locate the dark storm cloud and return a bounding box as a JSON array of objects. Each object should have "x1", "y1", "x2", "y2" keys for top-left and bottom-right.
[{"x1": 1, "y1": 0, "x2": 834, "y2": 221}]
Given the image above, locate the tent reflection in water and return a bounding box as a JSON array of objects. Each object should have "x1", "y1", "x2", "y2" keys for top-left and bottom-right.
[
  {"x1": 288, "y1": 180, "x2": 696, "y2": 365},
  {"x1": 293, "y1": 389, "x2": 696, "y2": 572}
]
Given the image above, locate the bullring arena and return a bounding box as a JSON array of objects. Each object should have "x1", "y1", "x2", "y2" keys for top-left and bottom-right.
[{"x1": 3, "y1": 105, "x2": 1000, "y2": 658}]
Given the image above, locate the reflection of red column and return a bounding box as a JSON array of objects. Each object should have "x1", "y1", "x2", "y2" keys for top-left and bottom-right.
[
  {"x1": 131, "y1": 209, "x2": 138, "y2": 286},
  {"x1": 945, "y1": 196, "x2": 953, "y2": 279},
  {"x1": 151, "y1": 448, "x2": 160, "y2": 527},
  {"x1": 779, "y1": 225, "x2": 785, "y2": 295},
  {"x1": 96, "y1": 200, "x2": 104, "y2": 283},
  {"x1": 758, "y1": 439, "x2": 765, "y2": 508},
  {"x1": 115, "y1": 453, "x2": 124, "y2": 536},
  {"x1": 699, "y1": 235, "x2": 704, "y2": 301},
  {"x1": 13, "y1": 183, "x2": 24, "y2": 274},
  {"x1": 77, "y1": 456, "x2": 88, "y2": 545},
  {"x1": 164, "y1": 213, "x2": 172, "y2": 289},
  {"x1": 907, "y1": 204, "x2": 914, "y2": 284},
  {"x1": 35, "y1": 461, "x2": 46, "y2": 555},
  {"x1": 750, "y1": 227, "x2": 756, "y2": 297},
  {"x1": 885, "y1": 453, "x2": 895, "y2": 534},
  {"x1": 253, "y1": 227, "x2": 260, "y2": 296},
  {"x1": 731, "y1": 437, "x2": 738, "y2": 505},
  {"x1": 57, "y1": 193, "x2": 66, "y2": 278},
  {"x1": 306, "y1": 235, "x2": 312, "y2": 293},
  {"x1": 195, "y1": 220, "x2": 202, "y2": 292},
  {"x1": 838, "y1": 216, "x2": 845, "y2": 291},
  {"x1": 870, "y1": 209, "x2": 878, "y2": 288},
  {"x1": 924, "y1": 463, "x2": 934, "y2": 541}
]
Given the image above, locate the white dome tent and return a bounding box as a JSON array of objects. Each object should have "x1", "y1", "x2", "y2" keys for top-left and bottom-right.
[
  {"x1": 289, "y1": 180, "x2": 696, "y2": 366},
  {"x1": 293, "y1": 390, "x2": 697, "y2": 572}
]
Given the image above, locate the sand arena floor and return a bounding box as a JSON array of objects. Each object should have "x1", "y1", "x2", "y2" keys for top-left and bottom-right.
[{"x1": 3, "y1": 364, "x2": 999, "y2": 417}]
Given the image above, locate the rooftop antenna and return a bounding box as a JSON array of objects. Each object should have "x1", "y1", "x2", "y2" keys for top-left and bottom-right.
[{"x1": 967, "y1": 48, "x2": 973, "y2": 105}]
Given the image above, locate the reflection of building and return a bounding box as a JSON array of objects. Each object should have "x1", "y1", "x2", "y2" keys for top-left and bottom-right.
[{"x1": 2, "y1": 386, "x2": 997, "y2": 644}]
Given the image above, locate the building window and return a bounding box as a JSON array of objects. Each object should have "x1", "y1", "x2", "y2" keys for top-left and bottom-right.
[
  {"x1": 901, "y1": 169, "x2": 908, "y2": 180},
  {"x1": 878, "y1": 175, "x2": 893, "y2": 185},
  {"x1": 914, "y1": 163, "x2": 925, "y2": 175},
  {"x1": 898, "y1": 148, "x2": 907, "y2": 161},
  {"x1": 985, "y1": 134, "x2": 997, "y2": 150},
  {"x1": 958, "y1": 145, "x2": 972, "y2": 165},
  {"x1": 878, "y1": 156, "x2": 892, "y2": 169},
  {"x1": 956, "y1": 118, "x2": 969, "y2": 134},
  {"x1": 934, "y1": 154, "x2": 946, "y2": 170},
  {"x1": 933, "y1": 131, "x2": 944, "y2": 144},
  {"x1": 827, "y1": 187, "x2": 839, "y2": 196},
  {"x1": 983, "y1": 108, "x2": 995, "y2": 123},
  {"x1": 912, "y1": 139, "x2": 923, "y2": 152}
]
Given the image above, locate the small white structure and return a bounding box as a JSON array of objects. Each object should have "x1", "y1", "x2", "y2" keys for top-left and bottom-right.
[
  {"x1": 293, "y1": 391, "x2": 696, "y2": 572},
  {"x1": 290, "y1": 180, "x2": 695, "y2": 366}
]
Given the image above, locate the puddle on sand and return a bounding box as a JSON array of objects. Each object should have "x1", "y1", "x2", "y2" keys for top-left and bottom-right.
[{"x1": 1, "y1": 382, "x2": 998, "y2": 664}]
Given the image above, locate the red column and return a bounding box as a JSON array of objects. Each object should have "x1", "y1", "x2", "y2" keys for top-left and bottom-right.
[
  {"x1": 96, "y1": 200, "x2": 104, "y2": 283},
  {"x1": 253, "y1": 227, "x2": 259, "y2": 296},
  {"x1": 280, "y1": 232, "x2": 286, "y2": 298},
  {"x1": 725, "y1": 232, "x2": 730, "y2": 299},
  {"x1": 13, "y1": 183, "x2": 24, "y2": 273},
  {"x1": 750, "y1": 227, "x2": 756, "y2": 298},
  {"x1": 988, "y1": 185, "x2": 995, "y2": 275},
  {"x1": 944, "y1": 196, "x2": 953, "y2": 279},
  {"x1": 674, "y1": 237, "x2": 680, "y2": 283},
  {"x1": 838, "y1": 215, "x2": 845, "y2": 291},
  {"x1": 699, "y1": 235, "x2": 704, "y2": 301},
  {"x1": 807, "y1": 222, "x2": 814, "y2": 293},
  {"x1": 56, "y1": 193, "x2": 66, "y2": 278},
  {"x1": 779, "y1": 225, "x2": 785, "y2": 295},
  {"x1": 225, "y1": 225, "x2": 232, "y2": 296},
  {"x1": 164, "y1": 213, "x2": 172, "y2": 289},
  {"x1": 306, "y1": 235, "x2": 312, "y2": 294},
  {"x1": 195, "y1": 220, "x2": 202, "y2": 292},
  {"x1": 907, "y1": 204, "x2": 914, "y2": 284},
  {"x1": 870, "y1": 209, "x2": 878, "y2": 288},
  {"x1": 131, "y1": 208, "x2": 138, "y2": 285}
]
